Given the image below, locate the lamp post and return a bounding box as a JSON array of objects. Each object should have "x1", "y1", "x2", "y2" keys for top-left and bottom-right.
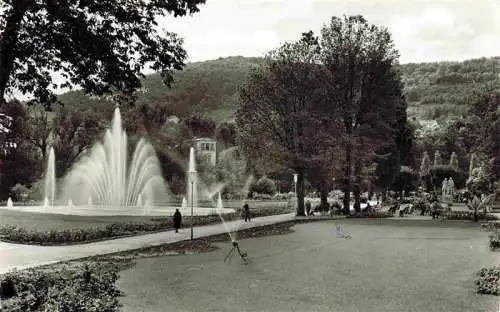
[
  {"x1": 188, "y1": 169, "x2": 196, "y2": 240},
  {"x1": 293, "y1": 173, "x2": 298, "y2": 196}
]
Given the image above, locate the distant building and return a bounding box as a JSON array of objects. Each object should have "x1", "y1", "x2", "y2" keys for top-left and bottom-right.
[{"x1": 192, "y1": 137, "x2": 217, "y2": 166}]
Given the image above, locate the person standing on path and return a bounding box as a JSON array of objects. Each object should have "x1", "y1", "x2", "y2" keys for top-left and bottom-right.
[
  {"x1": 243, "y1": 202, "x2": 251, "y2": 222},
  {"x1": 173, "y1": 209, "x2": 182, "y2": 233}
]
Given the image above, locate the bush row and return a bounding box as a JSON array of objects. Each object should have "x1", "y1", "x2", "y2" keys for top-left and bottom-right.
[
  {"x1": 346, "y1": 211, "x2": 393, "y2": 219},
  {"x1": 0, "y1": 262, "x2": 122, "y2": 311},
  {"x1": 0, "y1": 205, "x2": 293, "y2": 245},
  {"x1": 444, "y1": 211, "x2": 499, "y2": 221}
]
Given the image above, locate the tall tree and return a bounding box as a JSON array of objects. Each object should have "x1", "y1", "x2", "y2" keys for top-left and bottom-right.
[
  {"x1": 434, "y1": 150, "x2": 443, "y2": 166},
  {"x1": 0, "y1": 0, "x2": 205, "y2": 106},
  {"x1": 449, "y1": 151, "x2": 459, "y2": 170},
  {"x1": 51, "y1": 107, "x2": 105, "y2": 177},
  {"x1": 0, "y1": 100, "x2": 40, "y2": 198},
  {"x1": 319, "y1": 15, "x2": 406, "y2": 213},
  {"x1": 236, "y1": 32, "x2": 337, "y2": 216}
]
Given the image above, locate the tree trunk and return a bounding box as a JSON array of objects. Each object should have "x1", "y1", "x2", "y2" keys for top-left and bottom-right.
[
  {"x1": 342, "y1": 144, "x2": 352, "y2": 215},
  {"x1": 353, "y1": 161, "x2": 361, "y2": 212},
  {"x1": 0, "y1": 4, "x2": 28, "y2": 105},
  {"x1": 320, "y1": 181, "x2": 328, "y2": 207},
  {"x1": 296, "y1": 169, "x2": 306, "y2": 216}
]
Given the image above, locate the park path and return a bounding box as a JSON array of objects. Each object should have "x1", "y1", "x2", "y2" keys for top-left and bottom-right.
[{"x1": 0, "y1": 213, "x2": 295, "y2": 275}]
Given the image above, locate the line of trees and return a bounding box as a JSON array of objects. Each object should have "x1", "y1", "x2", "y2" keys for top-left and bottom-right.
[{"x1": 236, "y1": 15, "x2": 413, "y2": 216}]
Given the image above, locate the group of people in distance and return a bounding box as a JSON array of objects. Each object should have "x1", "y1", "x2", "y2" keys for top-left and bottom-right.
[{"x1": 171, "y1": 201, "x2": 252, "y2": 233}]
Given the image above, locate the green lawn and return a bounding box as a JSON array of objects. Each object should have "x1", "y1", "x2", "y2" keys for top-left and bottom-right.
[
  {"x1": 0, "y1": 201, "x2": 291, "y2": 232},
  {"x1": 117, "y1": 219, "x2": 498, "y2": 312},
  {"x1": 0, "y1": 209, "x2": 156, "y2": 231}
]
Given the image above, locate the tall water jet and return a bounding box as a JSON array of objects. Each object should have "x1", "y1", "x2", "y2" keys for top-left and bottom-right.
[
  {"x1": 186, "y1": 147, "x2": 198, "y2": 215},
  {"x1": 181, "y1": 197, "x2": 187, "y2": 213},
  {"x1": 44, "y1": 147, "x2": 56, "y2": 206},
  {"x1": 88, "y1": 196, "x2": 93, "y2": 206},
  {"x1": 137, "y1": 193, "x2": 143, "y2": 207},
  {"x1": 62, "y1": 107, "x2": 169, "y2": 208},
  {"x1": 43, "y1": 197, "x2": 49, "y2": 208},
  {"x1": 6, "y1": 197, "x2": 13, "y2": 208},
  {"x1": 217, "y1": 192, "x2": 223, "y2": 213},
  {"x1": 68, "y1": 199, "x2": 73, "y2": 208}
]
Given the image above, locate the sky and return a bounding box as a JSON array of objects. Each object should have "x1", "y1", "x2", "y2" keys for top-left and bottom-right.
[
  {"x1": 7, "y1": 0, "x2": 500, "y2": 100},
  {"x1": 160, "y1": 0, "x2": 500, "y2": 63}
]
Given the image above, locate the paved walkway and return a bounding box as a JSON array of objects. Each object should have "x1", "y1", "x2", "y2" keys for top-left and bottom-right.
[{"x1": 0, "y1": 213, "x2": 295, "y2": 275}]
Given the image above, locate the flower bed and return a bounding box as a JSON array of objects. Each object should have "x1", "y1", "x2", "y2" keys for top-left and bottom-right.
[
  {"x1": 346, "y1": 211, "x2": 393, "y2": 219},
  {"x1": 0, "y1": 262, "x2": 123, "y2": 311},
  {"x1": 475, "y1": 266, "x2": 500, "y2": 295},
  {"x1": 0, "y1": 205, "x2": 293, "y2": 245}
]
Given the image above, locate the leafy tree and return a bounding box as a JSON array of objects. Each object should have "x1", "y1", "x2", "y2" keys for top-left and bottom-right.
[
  {"x1": 419, "y1": 151, "x2": 431, "y2": 178},
  {"x1": 469, "y1": 152, "x2": 478, "y2": 177},
  {"x1": 467, "y1": 166, "x2": 491, "y2": 195},
  {"x1": 215, "y1": 121, "x2": 237, "y2": 149},
  {"x1": 433, "y1": 150, "x2": 443, "y2": 166},
  {"x1": 181, "y1": 115, "x2": 216, "y2": 139},
  {"x1": 391, "y1": 166, "x2": 418, "y2": 198},
  {"x1": 0, "y1": 100, "x2": 40, "y2": 198},
  {"x1": 319, "y1": 15, "x2": 406, "y2": 213},
  {"x1": 51, "y1": 107, "x2": 105, "y2": 177},
  {"x1": 215, "y1": 146, "x2": 248, "y2": 196},
  {"x1": 236, "y1": 33, "x2": 336, "y2": 216},
  {"x1": 0, "y1": 0, "x2": 205, "y2": 106},
  {"x1": 373, "y1": 144, "x2": 401, "y2": 199},
  {"x1": 25, "y1": 102, "x2": 54, "y2": 172},
  {"x1": 450, "y1": 151, "x2": 459, "y2": 170}
]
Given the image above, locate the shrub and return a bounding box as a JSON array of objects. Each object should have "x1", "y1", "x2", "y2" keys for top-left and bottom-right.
[
  {"x1": 0, "y1": 262, "x2": 122, "y2": 311},
  {"x1": 488, "y1": 231, "x2": 500, "y2": 250},
  {"x1": 250, "y1": 176, "x2": 276, "y2": 196},
  {"x1": 347, "y1": 211, "x2": 393, "y2": 218},
  {"x1": 445, "y1": 211, "x2": 499, "y2": 221},
  {"x1": 481, "y1": 222, "x2": 500, "y2": 232},
  {"x1": 475, "y1": 266, "x2": 500, "y2": 295}
]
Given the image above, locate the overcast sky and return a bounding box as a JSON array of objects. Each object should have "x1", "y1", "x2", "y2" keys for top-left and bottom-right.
[
  {"x1": 161, "y1": 0, "x2": 500, "y2": 63},
  {"x1": 8, "y1": 0, "x2": 500, "y2": 100}
]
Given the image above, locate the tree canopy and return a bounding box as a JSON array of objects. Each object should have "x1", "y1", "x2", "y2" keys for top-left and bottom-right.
[{"x1": 0, "y1": 0, "x2": 205, "y2": 106}]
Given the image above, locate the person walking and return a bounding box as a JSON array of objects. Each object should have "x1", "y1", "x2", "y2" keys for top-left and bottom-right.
[
  {"x1": 173, "y1": 209, "x2": 182, "y2": 233},
  {"x1": 305, "y1": 200, "x2": 312, "y2": 216},
  {"x1": 243, "y1": 202, "x2": 251, "y2": 222}
]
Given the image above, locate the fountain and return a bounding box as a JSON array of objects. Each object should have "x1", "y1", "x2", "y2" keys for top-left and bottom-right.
[
  {"x1": 44, "y1": 147, "x2": 56, "y2": 206},
  {"x1": 186, "y1": 147, "x2": 198, "y2": 215},
  {"x1": 62, "y1": 107, "x2": 168, "y2": 208},
  {"x1": 181, "y1": 197, "x2": 187, "y2": 214},
  {"x1": 137, "y1": 194, "x2": 143, "y2": 207},
  {"x1": 2, "y1": 108, "x2": 240, "y2": 217},
  {"x1": 217, "y1": 192, "x2": 223, "y2": 214}
]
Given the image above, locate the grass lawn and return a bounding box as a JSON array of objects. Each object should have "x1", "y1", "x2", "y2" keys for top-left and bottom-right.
[
  {"x1": 0, "y1": 209, "x2": 156, "y2": 231},
  {"x1": 0, "y1": 202, "x2": 291, "y2": 232},
  {"x1": 117, "y1": 219, "x2": 498, "y2": 312}
]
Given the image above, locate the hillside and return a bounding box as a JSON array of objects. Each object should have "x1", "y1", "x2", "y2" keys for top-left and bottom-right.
[{"x1": 57, "y1": 56, "x2": 500, "y2": 123}]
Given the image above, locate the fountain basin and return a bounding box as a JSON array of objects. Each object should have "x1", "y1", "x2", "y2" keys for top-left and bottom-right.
[{"x1": 1, "y1": 204, "x2": 236, "y2": 217}]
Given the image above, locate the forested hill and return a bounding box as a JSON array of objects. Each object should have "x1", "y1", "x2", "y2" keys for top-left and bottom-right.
[{"x1": 57, "y1": 56, "x2": 500, "y2": 122}]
